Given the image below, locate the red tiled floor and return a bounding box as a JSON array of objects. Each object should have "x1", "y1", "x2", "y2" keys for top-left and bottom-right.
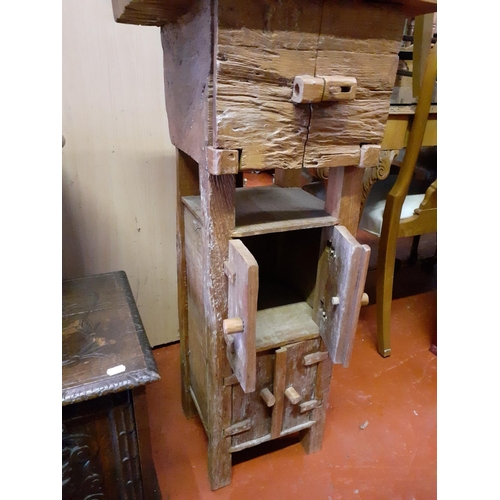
[{"x1": 146, "y1": 291, "x2": 437, "y2": 500}]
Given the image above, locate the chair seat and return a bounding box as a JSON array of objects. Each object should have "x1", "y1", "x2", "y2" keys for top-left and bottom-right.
[{"x1": 359, "y1": 176, "x2": 425, "y2": 237}]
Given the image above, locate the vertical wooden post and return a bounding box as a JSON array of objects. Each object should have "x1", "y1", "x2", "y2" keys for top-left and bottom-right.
[
  {"x1": 300, "y1": 339, "x2": 333, "y2": 453},
  {"x1": 337, "y1": 166, "x2": 365, "y2": 236},
  {"x1": 198, "y1": 154, "x2": 236, "y2": 489}
]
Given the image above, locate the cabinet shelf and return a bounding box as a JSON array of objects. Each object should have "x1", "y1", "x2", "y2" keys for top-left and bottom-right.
[
  {"x1": 255, "y1": 302, "x2": 319, "y2": 353},
  {"x1": 182, "y1": 185, "x2": 337, "y2": 238}
]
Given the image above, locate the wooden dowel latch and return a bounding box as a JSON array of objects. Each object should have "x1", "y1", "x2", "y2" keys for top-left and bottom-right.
[
  {"x1": 331, "y1": 293, "x2": 368, "y2": 307},
  {"x1": 291, "y1": 75, "x2": 357, "y2": 103},
  {"x1": 284, "y1": 386, "x2": 302, "y2": 405},
  {"x1": 260, "y1": 388, "x2": 276, "y2": 407},
  {"x1": 223, "y1": 317, "x2": 244, "y2": 350}
]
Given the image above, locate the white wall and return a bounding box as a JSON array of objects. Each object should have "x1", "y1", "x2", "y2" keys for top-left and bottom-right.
[{"x1": 62, "y1": 0, "x2": 179, "y2": 346}]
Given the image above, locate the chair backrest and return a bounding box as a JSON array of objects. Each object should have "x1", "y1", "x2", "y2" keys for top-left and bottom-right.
[{"x1": 380, "y1": 40, "x2": 437, "y2": 236}]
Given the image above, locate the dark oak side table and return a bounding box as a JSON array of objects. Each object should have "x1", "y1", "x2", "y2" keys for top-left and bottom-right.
[{"x1": 62, "y1": 271, "x2": 161, "y2": 500}]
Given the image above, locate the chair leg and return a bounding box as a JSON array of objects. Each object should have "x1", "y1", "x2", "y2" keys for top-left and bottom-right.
[
  {"x1": 376, "y1": 220, "x2": 400, "y2": 358},
  {"x1": 408, "y1": 235, "x2": 421, "y2": 266}
]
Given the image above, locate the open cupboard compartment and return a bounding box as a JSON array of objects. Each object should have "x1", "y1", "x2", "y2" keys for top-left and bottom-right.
[{"x1": 182, "y1": 182, "x2": 370, "y2": 450}]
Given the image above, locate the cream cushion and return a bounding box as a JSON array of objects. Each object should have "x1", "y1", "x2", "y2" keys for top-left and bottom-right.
[{"x1": 359, "y1": 176, "x2": 425, "y2": 237}]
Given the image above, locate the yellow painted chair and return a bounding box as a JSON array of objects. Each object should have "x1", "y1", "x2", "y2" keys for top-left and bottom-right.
[{"x1": 359, "y1": 42, "x2": 437, "y2": 358}]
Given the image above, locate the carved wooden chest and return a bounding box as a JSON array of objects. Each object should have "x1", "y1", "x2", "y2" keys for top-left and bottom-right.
[
  {"x1": 62, "y1": 271, "x2": 161, "y2": 499},
  {"x1": 111, "y1": 0, "x2": 437, "y2": 490}
]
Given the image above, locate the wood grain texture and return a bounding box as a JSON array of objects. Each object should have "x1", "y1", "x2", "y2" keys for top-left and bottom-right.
[
  {"x1": 113, "y1": 0, "x2": 436, "y2": 27},
  {"x1": 215, "y1": 0, "x2": 321, "y2": 171},
  {"x1": 316, "y1": 226, "x2": 371, "y2": 366},
  {"x1": 282, "y1": 340, "x2": 320, "y2": 432},
  {"x1": 271, "y1": 347, "x2": 287, "y2": 439},
  {"x1": 198, "y1": 159, "x2": 236, "y2": 490},
  {"x1": 62, "y1": 0, "x2": 178, "y2": 347},
  {"x1": 302, "y1": 1, "x2": 406, "y2": 168},
  {"x1": 231, "y1": 351, "x2": 275, "y2": 447},
  {"x1": 62, "y1": 272, "x2": 160, "y2": 406},
  {"x1": 215, "y1": 0, "x2": 409, "y2": 171},
  {"x1": 161, "y1": 0, "x2": 212, "y2": 163},
  {"x1": 112, "y1": 0, "x2": 195, "y2": 26},
  {"x1": 359, "y1": 144, "x2": 382, "y2": 168},
  {"x1": 177, "y1": 150, "x2": 201, "y2": 418},
  {"x1": 226, "y1": 240, "x2": 259, "y2": 393},
  {"x1": 255, "y1": 302, "x2": 319, "y2": 352},
  {"x1": 184, "y1": 207, "x2": 209, "y2": 422},
  {"x1": 207, "y1": 147, "x2": 239, "y2": 175},
  {"x1": 338, "y1": 166, "x2": 366, "y2": 235},
  {"x1": 300, "y1": 338, "x2": 333, "y2": 453},
  {"x1": 183, "y1": 186, "x2": 338, "y2": 238}
]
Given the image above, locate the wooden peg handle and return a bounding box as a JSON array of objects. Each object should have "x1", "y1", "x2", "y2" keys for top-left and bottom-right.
[
  {"x1": 223, "y1": 317, "x2": 244, "y2": 335},
  {"x1": 260, "y1": 388, "x2": 276, "y2": 407},
  {"x1": 291, "y1": 75, "x2": 324, "y2": 103},
  {"x1": 361, "y1": 293, "x2": 369, "y2": 306},
  {"x1": 284, "y1": 386, "x2": 302, "y2": 405}
]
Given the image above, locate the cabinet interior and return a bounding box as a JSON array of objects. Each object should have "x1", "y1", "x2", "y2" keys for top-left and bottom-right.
[{"x1": 240, "y1": 228, "x2": 323, "y2": 352}]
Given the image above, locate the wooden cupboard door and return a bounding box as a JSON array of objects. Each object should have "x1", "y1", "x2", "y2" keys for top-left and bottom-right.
[
  {"x1": 314, "y1": 225, "x2": 370, "y2": 367},
  {"x1": 224, "y1": 239, "x2": 259, "y2": 393},
  {"x1": 281, "y1": 339, "x2": 321, "y2": 432},
  {"x1": 230, "y1": 351, "x2": 275, "y2": 448}
]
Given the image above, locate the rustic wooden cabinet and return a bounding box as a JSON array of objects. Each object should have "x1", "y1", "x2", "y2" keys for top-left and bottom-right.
[{"x1": 111, "y1": 0, "x2": 436, "y2": 489}]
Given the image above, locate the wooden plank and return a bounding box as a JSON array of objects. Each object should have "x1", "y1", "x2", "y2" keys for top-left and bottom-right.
[
  {"x1": 132, "y1": 387, "x2": 162, "y2": 499},
  {"x1": 318, "y1": 226, "x2": 371, "y2": 366},
  {"x1": 316, "y1": 52, "x2": 398, "y2": 93},
  {"x1": 234, "y1": 186, "x2": 336, "y2": 236},
  {"x1": 160, "y1": 0, "x2": 212, "y2": 163},
  {"x1": 183, "y1": 186, "x2": 338, "y2": 237},
  {"x1": 177, "y1": 150, "x2": 200, "y2": 418},
  {"x1": 197, "y1": 150, "x2": 236, "y2": 490},
  {"x1": 282, "y1": 339, "x2": 320, "y2": 432},
  {"x1": 303, "y1": 351, "x2": 329, "y2": 366},
  {"x1": 274, "y1": 168, "x2": 303, "y2": 187},
  {"x1": 324, "y1": 166, "x2": 344, "y2": 218},
  {"x1": 304, "y1": 145, "x2": 361, "y2": 170},
  {"x1": 224, "y1": 419, "x2": 252, "y2": 437},
  {"x1": 184, "y1": 208, "x2": 209, "y2": 421},
  {"x1": 271, "y1": 347, "x2": 287, "y2": 439},
  {"x1": 231, "y1": 351, "x2": 275, "y2": 447},
  {"x1": 338, "y1": 166, "x2": 366, "y2": 236},
  {"x1": 255, "y1": 302, "x2": 319, "y2": 352},
  {"x1": 318, "y1": 2, "x2": 410, "y2": 51},
  {"x1": 225, "y1": 239, "x2": 259, "y2": 393},
  {"x1": 215, "y1": 0, "x2": 323, "y2": 171},
  {"x1": 112, "y1": 0, "x2": 195, "y2": 26},
  {"x1": 229, "y1": 420, "x2": 315, "y2": 453},
  {"x1": 299, "y1": 399, "x2": 320, "y2": 413},
  {"x1": 300, "y1": 338, "x2": 333, "y2": 453},
  {"x1": 304, "y1": 93, "x2": 393, "y2": 169}
]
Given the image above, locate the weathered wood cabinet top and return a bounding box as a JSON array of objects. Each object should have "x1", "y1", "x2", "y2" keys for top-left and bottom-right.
[
  {"x1": 62, "y1": 271, "x2": 160, "y2": 405},
  {"x1": 112, "y1": 0, "x2": 436, "y2": 173}
]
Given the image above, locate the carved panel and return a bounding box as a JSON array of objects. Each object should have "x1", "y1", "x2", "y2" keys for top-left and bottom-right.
[{"x1": 62, "y1": 391, "x2": 145, "y2": 500}]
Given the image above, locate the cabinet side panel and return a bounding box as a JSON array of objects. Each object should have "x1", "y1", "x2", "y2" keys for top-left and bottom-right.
[
  {"x1": 161, "y1": 0, "x2": 212, "y2": 163},
  {"x1": 184, "y1": 208, "x2": 209, "y2": 422}
]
